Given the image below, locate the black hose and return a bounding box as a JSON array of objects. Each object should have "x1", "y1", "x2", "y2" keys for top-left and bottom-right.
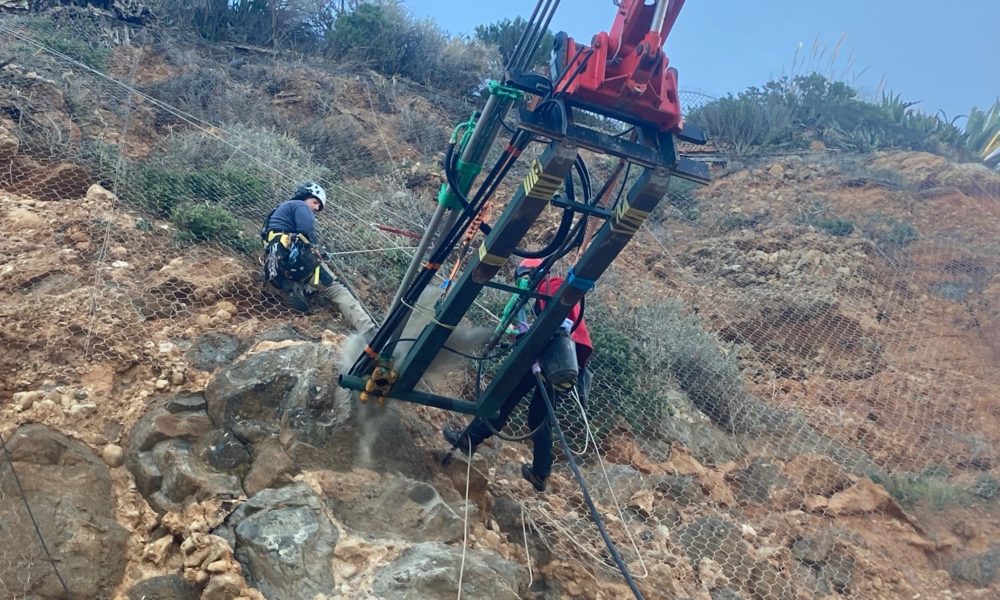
[
  {"x1": 443, "y1": 142, "x2": 475, "y2": 214},
  {"x1": 352, "y1": 131, "x2": 533, "y2": 374},
  {"x1": 535, "y1": 370, "x2": 646, "y2": 600},
  {"x1": 512, "y1": 202, "x2": 574, "y2": 259}
]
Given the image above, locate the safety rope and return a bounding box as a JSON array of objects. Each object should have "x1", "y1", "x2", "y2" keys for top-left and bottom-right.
[
  {"x1": 456, "y1": 436, "x2": 473, "y2": 600},
  {"x1": 1, "y1": 430, "x2": 73, "y2": 600},
  {"x1": 535, "y1": 369, "x2": 646, "y2": 600},
  {"x1": 520, "y1": 503, "x2": 534, "y2": 587},
  {"x1": 399, "y1": 298, "x2": 457, "y2": 330}
]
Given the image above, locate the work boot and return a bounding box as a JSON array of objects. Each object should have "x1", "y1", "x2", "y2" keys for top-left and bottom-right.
[
  {"x1": 443, "y1": 425, "x2": 476, "y2": 455},
  {"x1": 282, "y1": 280, "x2": 309, "y2": 312},
  {"x1": 521, "y1": 464, "x2": 546, "y2": 493}
]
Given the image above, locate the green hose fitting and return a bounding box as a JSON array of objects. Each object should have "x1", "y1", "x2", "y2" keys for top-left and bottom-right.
[
  {"x1": 487, "y1": 80, "x2": 525, "y2": 102},
  {"x1": 438, "y1": 112, "x2": 482, "y2": 210},
  {"x1": 496, "y1": 276, "x2": 531, "y2": 334}
]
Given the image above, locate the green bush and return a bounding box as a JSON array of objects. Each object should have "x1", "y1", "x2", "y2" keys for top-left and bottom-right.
[
  {"x1": 474, "y1": 16, "x2": 554, "y2": 68},
  {"x1": 687, "y1": 72, "x2": 979, "y2": 160},
  {"x1": 172, "y1": 202, "x2": 257, "y2": 254},
  {"x1": 880, "y1": 472, "x2": 965, "y2": 510},
  {"x1": 19, "y1": 15, "x2": 112, "y2": 71},
  {"x1": 971, "y1": 475, "x2": 1000, "y2": 500},
  {"x1": 718, "y1": 213, "x2": 767, "y2": 232},
  {"x1": 585, "y1": 307, "x2": 649, "y2": 438},
  {"x1": 665, "y1": 179, "x2": 701, "y2": 221},
  {"x1": 862, "y1": 215, "x2": 918, "y2": 250},
  {"x1": 814, "y1": 216, "x2": 855, "y2": 237},
  {"x1": 129, "y1": 166, "x2": 271, "y2": 218}
]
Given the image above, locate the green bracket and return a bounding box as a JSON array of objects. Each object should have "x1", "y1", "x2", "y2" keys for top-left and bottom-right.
[
  {"x1": 437, "y1": 159, "x2": 482, "y2": 210},
  {"x1": 487, "y1": 80, "x2": 525, "y2": 102}
]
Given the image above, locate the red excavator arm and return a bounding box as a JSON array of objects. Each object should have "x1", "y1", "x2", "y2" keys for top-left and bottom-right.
[{"x1": 553, "y1": 0, "x2": 685, "y2": 132}]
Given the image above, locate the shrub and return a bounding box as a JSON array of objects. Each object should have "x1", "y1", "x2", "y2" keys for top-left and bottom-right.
[
  {"x1": 880, "y1": 472, "x2": 965, "y2": 509},
  {"x1": 142, "y1": 69, "x2": 270, "y2": 126},
  {"x1": 324, "y1": 2, "x2": 497, "y2": 97},
  {"x1": 292, "y1": 116, "x2": 381, "y2": 179},
  {"x1": 583, "y1": 297, "x2": 753, "y2": 439},
  {"x1": 172, "y1": 202, "x2": 257, "y2": 254},
  {"x1": 814, "y1": 216, "x2": 855, "y2": 237},
  {"x1": 862, "y1": 215, "x2": 918, "y2": 251},
  {"x1": 718, "y1": 213, "x2": 768, "y2": 232},
  {"x1": 687, "y1": 72, "x2": 982, "y2": 160},
  {"x1": 400, "y1": 108, "x2": 447, "y2": 158},
  {"x1": 686, "y1": 90, "x2": 796, "y2": 157},
  {"x1": 474, "y1": 16, "x2": 554, "y2": 69},
  {"x1": 971, "y1": 475, "x2": 999, "y2": 500},
  {"x1": 19, "y1": 14, "x2": 112, "y2": 71},
  {"x1": 664, "y1": 178, "x2": 700, "y2": 221},
  {"x1": 128, "y1": 166, "x2": 272, "y2": 218},
  {"x1": 585, "y1": 306, "x2": 648, "y2": 438}
]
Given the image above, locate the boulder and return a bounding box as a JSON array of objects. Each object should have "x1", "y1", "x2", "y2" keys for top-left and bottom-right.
[
  {"x1": 215, "y1": 483, "x2": 338, "y2": 600},
  {"x1": 126, "y1": 575, "x2": 200, "y2": 600},
  {"x1": 0, "y1": 424, "x2": 128, "y2": 599},
  {"x1": 205, "y1": 342, "x2": 431, "y2": 477},
  {"x1": 781, "y1": 454, "x2": 851, "y2": 497},
  {"x1": 677, "y1": 516, "x2": 753, "y2": 589},
  {"x1": 748, "y1": 559, "x2": 797, "y2": 600},
  {"x1": 12, "y1": 162, "x2": 92, "y2": 201},
  {"x1": 372, "y1": 542, "x2": 528, "y2": 600},
  {"x1": 315, "y1": 469, "x2": 465, "y2": 543},
  {"x1": 185, "y1": 331, "x2": 243, "y2": 372},
  {"x1": 0, "y1": 122, "x2": 18, "y2": 162},
  {"x1": 728, "y1": 458, "x2": 789, "y2": 504},
  {"x1": 204, "y1": 342, "x2": 350, "y2": 447},
  {"x1": 126, "y1": 395, "x2": 248, "y2": 512}
]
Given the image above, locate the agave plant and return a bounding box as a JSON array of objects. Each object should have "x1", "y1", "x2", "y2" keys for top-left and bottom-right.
[{"x1": 962, "y1": 99, "x2": 1000, "y2": 165}]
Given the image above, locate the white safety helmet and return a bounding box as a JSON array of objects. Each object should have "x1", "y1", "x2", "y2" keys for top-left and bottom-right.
[{"x1": 294, "y1": 182, "x2": 327, "y2": 210}]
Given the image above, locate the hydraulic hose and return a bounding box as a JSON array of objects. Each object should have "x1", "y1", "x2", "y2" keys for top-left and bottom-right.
[{"x1": 512, "y1": 200, "x2": 575, "y2": 259}]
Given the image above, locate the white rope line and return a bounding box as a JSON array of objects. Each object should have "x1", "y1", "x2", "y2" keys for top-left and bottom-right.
[
  {"x1": 327, "y1": 246, "x2": 418, "y2": 256},
  {"x1": 456, "y1": 437, "x2": 473, "y2": 599},
  {"x1": 567, "y1": 387, "x2": 596, "y2": 456},
  {"x1": 520, "y1": 503, "x2": 534, "y2": 587}
]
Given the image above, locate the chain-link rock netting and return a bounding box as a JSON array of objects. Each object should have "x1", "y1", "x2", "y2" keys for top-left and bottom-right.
[{"x1": 2, "y1": 12, "x2": 999, "y2": 600}]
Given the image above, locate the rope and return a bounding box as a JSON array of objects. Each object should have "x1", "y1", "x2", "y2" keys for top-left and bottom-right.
[
  {"x1": 326, "y1": 246, "x2": 418, "y2": 257},
  {"x1": 535, "y1": 370, "x2": 646, "y2": 600},
  {"x1": 520, "y1": 503, "x2": 534, "y2": 587},
  {"x1": 1, "y1": 430, "x2": 73, "y2": 600},
  {"x1": 456, "y1": 436, "x2": 473, "y2": 600},
  {"x1": 399, "y1": 298, "x2": 457, "y2": 330}
]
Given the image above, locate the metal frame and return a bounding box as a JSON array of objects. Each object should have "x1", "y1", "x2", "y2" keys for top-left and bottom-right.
[{"x1": 340, "y1": 93, "x2": 697, "y2": 419}]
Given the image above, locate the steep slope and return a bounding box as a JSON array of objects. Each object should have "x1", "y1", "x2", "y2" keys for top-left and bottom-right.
[{"x1": 1, "y1": 13, "x2": 1000, "y2": 600}]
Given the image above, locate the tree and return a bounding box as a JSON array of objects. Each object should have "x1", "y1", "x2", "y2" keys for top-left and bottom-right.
[{"x1": 474, "y1": 16, "x2": 553, "y2": 69}]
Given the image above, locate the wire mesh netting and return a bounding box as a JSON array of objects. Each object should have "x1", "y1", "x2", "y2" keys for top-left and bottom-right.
[{"x1": 2, "y1": 11, "x2": 999, "y2": 600}]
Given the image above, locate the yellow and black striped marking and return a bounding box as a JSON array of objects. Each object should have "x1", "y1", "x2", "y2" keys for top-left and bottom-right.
[
  {"x1": 477, "y1": 242, "x2": 507, "y2": 267},
  {"x1": 610, "y1": 197, "x2": 651, "y2": 235},
  {"x1": 522, "y1": 159, "x2": 563, "y2": 203}
]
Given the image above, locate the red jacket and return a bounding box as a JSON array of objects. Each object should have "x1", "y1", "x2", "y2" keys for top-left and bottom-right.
[{"x1": 535, "y1": 276, "x2": 593, "y2": 367}]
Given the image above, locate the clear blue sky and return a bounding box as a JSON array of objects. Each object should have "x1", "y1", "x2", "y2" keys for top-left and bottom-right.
[{"x1": 403, "y1": 0, "x2": 999, "y2": 124}]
